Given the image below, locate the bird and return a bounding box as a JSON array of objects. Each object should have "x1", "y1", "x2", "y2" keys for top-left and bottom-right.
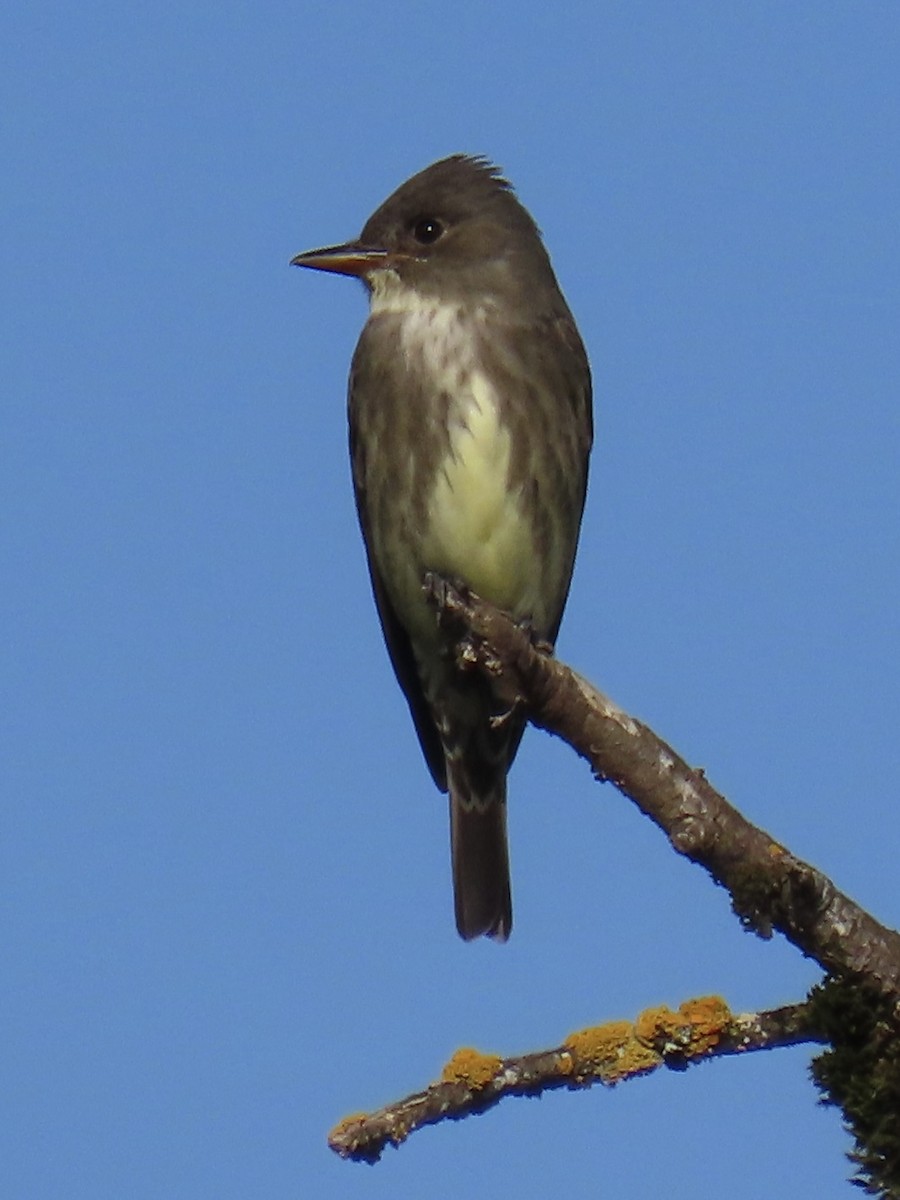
[{"x1": 291, "y1": 154, "x2": 592, "y2": 940}]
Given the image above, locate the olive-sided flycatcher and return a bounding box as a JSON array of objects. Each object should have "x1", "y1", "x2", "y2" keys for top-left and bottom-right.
[{"x1": 292, "y1": 155, "x2": 592, "y2": 941}]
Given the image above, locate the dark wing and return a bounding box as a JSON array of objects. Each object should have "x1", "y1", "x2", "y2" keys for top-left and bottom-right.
[
  {"x1": 346, "y1": 333, "x2": 448, "y2": 792},
  {"x1": 545, "y1": 311, "x2": 593, "y2": 642},
  {"x1": 477, "y1": 306, "x2": 592, "y2": 645},
  {"x1": 359, "y1": 530, "x2": 447, "y2": 792}
]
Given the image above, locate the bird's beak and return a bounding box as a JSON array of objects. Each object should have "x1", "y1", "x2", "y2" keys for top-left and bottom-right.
[{"x1": 290, "y1": 242, "x2": 390, "y2": 278}]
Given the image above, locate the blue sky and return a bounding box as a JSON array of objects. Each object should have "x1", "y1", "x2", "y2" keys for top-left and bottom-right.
[{"x1": 3, "y1": 2, "x2": 899, "y2": 1197}]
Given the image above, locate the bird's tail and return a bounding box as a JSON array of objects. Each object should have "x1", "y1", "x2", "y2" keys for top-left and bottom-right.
[{"x1": 447, "y1": 752, "x2": 512, "y2": 941}]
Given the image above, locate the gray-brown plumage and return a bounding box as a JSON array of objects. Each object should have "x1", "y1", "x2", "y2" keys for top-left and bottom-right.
[{"x1": 292, "y1": 156, "x2": 592, "y2": 940}]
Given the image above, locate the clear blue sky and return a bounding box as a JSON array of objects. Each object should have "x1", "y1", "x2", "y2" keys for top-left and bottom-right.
[{"x1": 3, "y1": 3, "x2": 899, "y2": 1196}]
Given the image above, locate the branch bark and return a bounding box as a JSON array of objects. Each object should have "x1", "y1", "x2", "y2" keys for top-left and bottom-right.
[
  {"x1": 329, "y1": 996, "x2": 823, "y2": 1163},
  {"x1": 428, "y1": 581, "x2": 900, "y2": 997}
]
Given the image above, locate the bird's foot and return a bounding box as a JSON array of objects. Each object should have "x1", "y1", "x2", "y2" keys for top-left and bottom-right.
[
  {"x1": 423, "y1": 572, "x2": 472, "y2": 617},
  {"x1": 514, "y1": 613, "x2": 554, "y2": 657},
  {"x1": 424, "y1": 573, "x2": 484, "y2": 671},
  {"x1": 489, "y1": 700, "x2": 524, "y2": 732}
]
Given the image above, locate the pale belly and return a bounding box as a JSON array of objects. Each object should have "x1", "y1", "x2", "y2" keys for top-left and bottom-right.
[
  {"x1": 421, "y1": 370, "x2": 541, "y2": 621},
  {"x1": 363, "y1": 286, "x2": 562, "y2": 644}
]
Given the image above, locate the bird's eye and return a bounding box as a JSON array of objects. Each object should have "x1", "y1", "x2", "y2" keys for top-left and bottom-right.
[{"x1": 411, "y1": 217, "x2": 444, "y2": 245}]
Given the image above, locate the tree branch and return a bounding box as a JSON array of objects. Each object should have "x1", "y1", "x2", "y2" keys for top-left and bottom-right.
[
  {"x1": 326, "y1": 583, "x2": 900, "y2": 1173},
  {"x1": 329, "y1": 996, "x2": 824, "y2": 1163},
  {"x1": 426, "y1": 580, "x2": 900, "y2": 997}
]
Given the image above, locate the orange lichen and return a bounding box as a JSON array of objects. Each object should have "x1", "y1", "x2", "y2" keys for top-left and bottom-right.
[
  {"x1": 328, "y1": 1111, "x2": 373, "y2": 1147},
  {"x1": 440, "y1": 1046, "x2": 502, "y2": 1089},
  {"x1": 564, "y1": 1020, "x2": 659, "y2": 1081},
  {"x1": 634, "y1": 1005, "x2": 681, "y2": 1044},
  {"x1": 331, "y1": 1111, "x2": 369, "y2": 1130},
  {"x1": 556, "y1": 1050, "x2": 575, "y2": 1076},
  {"x1": 635, "y1": 996, "x2": 731, "y2": 1056},
  {"x1": 566, "y1": 1019, "x2": 631, "y2": 1065},
  {"x1": 679, "y1": 995, "x2": 732, "y2": 1052}
]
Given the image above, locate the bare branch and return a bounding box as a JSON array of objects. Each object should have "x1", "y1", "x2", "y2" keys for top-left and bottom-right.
[
  {"x1": 329, "y1": 996, "x2": 824, "y2": 1163},
  {"x1": 427, "y1": 581, "x2": 900, "y2": 997}
]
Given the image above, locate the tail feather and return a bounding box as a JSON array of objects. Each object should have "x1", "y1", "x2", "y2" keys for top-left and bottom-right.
[{"x1": 447, "y1": 758, "x2": 512, "y2": 941}]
